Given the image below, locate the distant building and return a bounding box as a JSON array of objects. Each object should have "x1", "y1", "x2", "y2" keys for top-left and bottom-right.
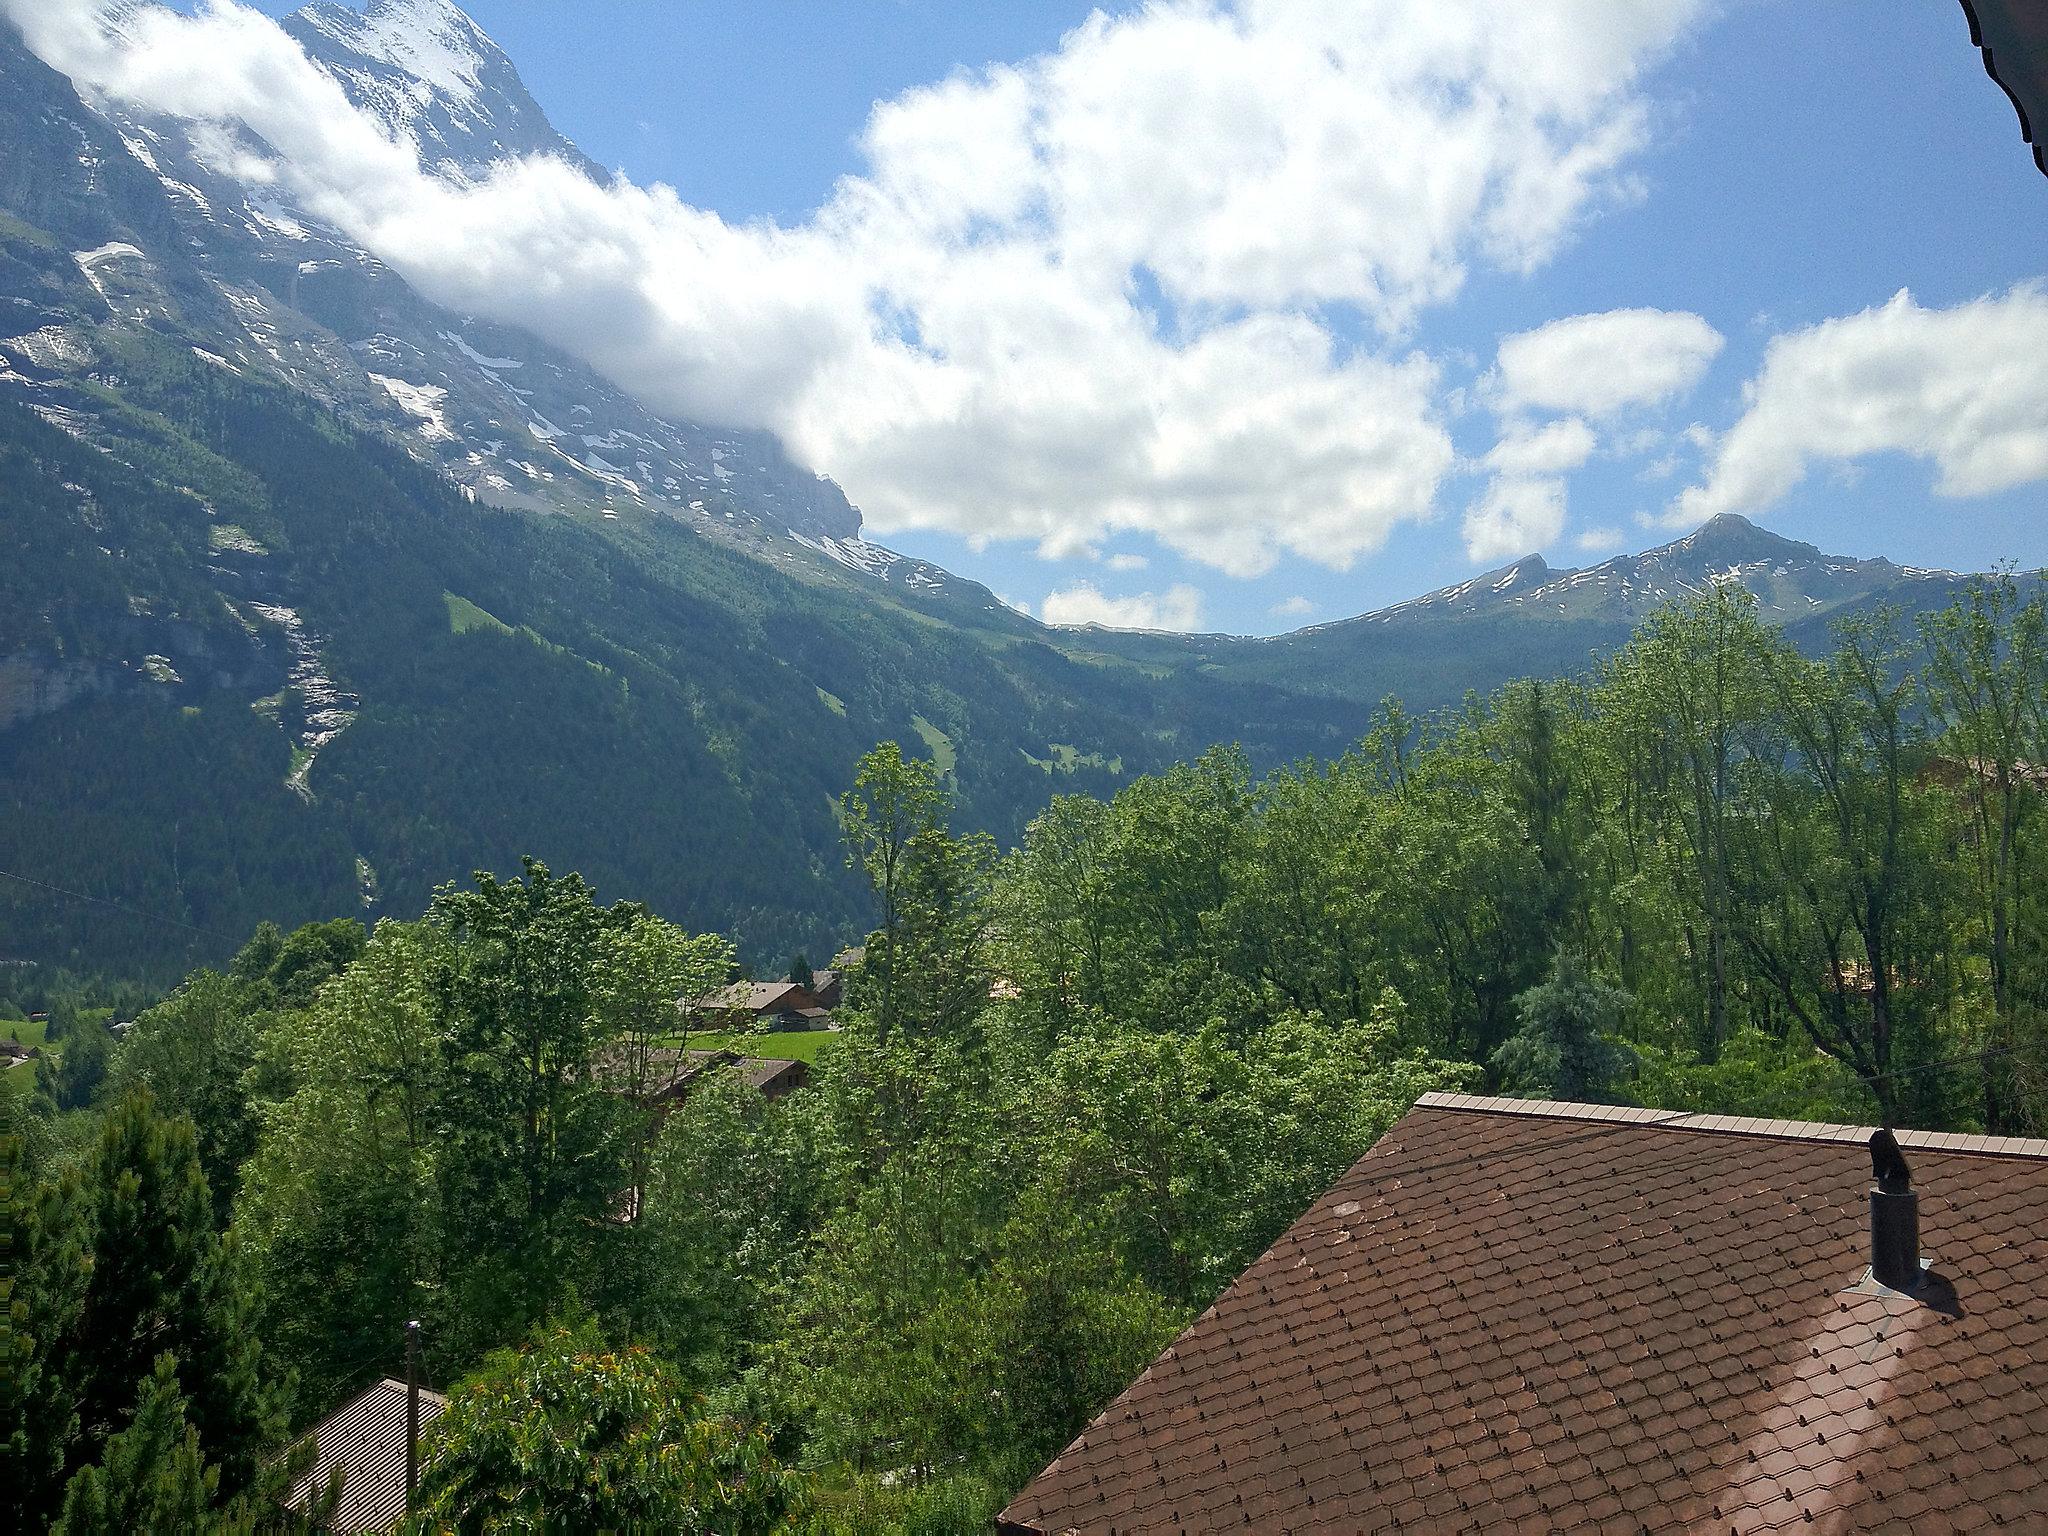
[
  {"x1": 611, "y1": 1045, "x2": 811, "y2": 1106},
  {"x1": 685, "y1": 980, "x2": 830, "y2": 1030},
  {"x1": 287, "y1": 1377, "x2": 448, "y2": 1533},
  {"x1": 808, "y1": 969, "x2": 846, "y2": 1009},
  {"x1": 1001, "y1": 1092, "x2": 2048, "y2": 1534},
  {"x1": 0, "y1": 1036, "x2": 25, "y2": 1060}
]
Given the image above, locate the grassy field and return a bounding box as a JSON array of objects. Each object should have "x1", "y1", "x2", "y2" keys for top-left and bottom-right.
[
  {"x1": 5, "y1": 1015, "x2": 49, "y2": 1051},
  {"x1": 683, "y1": 1028, "x2": 842, "y2": 1064}
]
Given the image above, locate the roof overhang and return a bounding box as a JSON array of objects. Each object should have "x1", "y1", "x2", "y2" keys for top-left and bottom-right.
[{"x1": 1963, "y1": 0, "x2": 2048, "y2": 176}]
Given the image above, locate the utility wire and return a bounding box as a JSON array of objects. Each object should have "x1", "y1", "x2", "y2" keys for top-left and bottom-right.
[{"x1": 0, "y1": 865, "x2": 238, "y2": 944}]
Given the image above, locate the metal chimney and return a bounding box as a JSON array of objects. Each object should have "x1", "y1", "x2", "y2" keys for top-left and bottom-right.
[{"x1": 1868, "y1": 1128, "x2": 1921, "y2": 1293}]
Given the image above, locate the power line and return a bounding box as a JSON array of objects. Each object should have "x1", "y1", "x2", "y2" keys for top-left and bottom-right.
[{"x1": 0, "y1": 865, "x2": 238, "y2": 945}]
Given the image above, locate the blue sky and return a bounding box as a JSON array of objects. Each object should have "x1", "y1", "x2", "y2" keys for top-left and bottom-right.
[{"x1": 157, "y1": 3, "x2": 2048, "y2": 631}]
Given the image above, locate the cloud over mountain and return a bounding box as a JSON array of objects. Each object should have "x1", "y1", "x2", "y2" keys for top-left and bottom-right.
[
  {"x1": 1041, "y1": 580, "x2": 1206, "y2": 633},
  {"x1": 6, "y1": 0, "x2": 1704, "y2": 577},
  {"x1": 1672, "y1": 286, "x2": 2048, "y2": 527}
]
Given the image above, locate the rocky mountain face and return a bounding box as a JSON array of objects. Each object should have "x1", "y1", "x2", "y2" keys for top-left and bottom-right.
[
  {"x1": 284, "y1": 0, "x2": 607, "y2": 181},
  {"x1": 2, "y1": 0, "x2": 868, "y2": 552},
  {"x1": 0, "y1": 1, "x2": 2005, "y2": 983}
]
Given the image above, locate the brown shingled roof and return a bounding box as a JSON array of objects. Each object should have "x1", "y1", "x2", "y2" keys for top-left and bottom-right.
[
  {"x1": 999, "y1": 1093, "x2": 2048, "y2": 1534},
  {"x1": 289, "y1": 1377, "x2": 448, "y2": 1533}
]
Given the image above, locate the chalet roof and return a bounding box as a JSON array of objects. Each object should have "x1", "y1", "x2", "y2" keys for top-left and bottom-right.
[
  {"x1": 737, "y1": 1056, "x2": 808, "y2": 1095},
  {"x1": 693, "y1": 980, "x2": 817, "y2": 1014},
  {"x1": 1000, "y1": 1092, "x2": 2048, "y2": 1534},
  {"x1": 289, "y1": 1377, "x2": 448, "y2": 1533}
]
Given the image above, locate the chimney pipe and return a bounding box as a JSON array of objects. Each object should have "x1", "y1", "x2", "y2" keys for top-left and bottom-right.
[{"x1": 1868, "y1": 1129, "x2": 1920, "y2": 1292}]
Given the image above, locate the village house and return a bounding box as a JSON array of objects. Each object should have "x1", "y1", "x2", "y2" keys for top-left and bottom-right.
[{"x1": 999, "y1": 1092, "x2": 2048, "y2": 1534}]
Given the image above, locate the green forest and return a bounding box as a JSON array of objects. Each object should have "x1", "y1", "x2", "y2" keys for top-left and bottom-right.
[{"x1": 5, "y1": 578, "x2": 2046, "y2": 1532}]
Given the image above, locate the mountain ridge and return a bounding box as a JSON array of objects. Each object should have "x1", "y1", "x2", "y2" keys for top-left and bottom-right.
[{"x1": 0, "y1": 3, "x2": 2017, "y2": 984}]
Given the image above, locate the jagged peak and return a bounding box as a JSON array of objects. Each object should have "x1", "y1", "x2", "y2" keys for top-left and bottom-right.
[
  {"x1": 1668, "y1": 511, "x2": 1822, "y2": 565},
  {"x1": 292, "y1": 0, "x2": 500, "y2": 101}
]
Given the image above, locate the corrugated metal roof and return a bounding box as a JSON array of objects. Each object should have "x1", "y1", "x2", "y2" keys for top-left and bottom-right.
[
  {"x1": 1001, "y1": 1096, "x2": 2048, "y2": 1533},
  {"x1": 290, "y1": 1377, "x2": 448, "y2": 1533}
]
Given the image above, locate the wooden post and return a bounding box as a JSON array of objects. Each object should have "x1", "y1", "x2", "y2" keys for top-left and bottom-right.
[{"x1": 404, "y1": 1319, "x2": 421, "y2": 1509}]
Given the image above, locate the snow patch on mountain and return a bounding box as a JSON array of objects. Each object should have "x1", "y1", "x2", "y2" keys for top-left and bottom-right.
[
  {"x1": 368, "y1": 372, "x2": 456, "y2": 441},
  {"x1": 298, "y1": 0, "x2": 487, "y2": 100}
]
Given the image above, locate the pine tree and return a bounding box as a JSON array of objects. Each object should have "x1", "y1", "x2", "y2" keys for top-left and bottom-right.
[
  {"x1": 54, "y1": 1355, "x2": 220, "y2": 1536},
  {"x1": 1492, "y1": 952, "x2": 1637, "y2": 1104},
  {"x1": 66, "y1": 1093, "x2": 285, "y2": 1503},
  {"x1": 2, "y1": 1120, "x2": 93, "y2": 1528}
]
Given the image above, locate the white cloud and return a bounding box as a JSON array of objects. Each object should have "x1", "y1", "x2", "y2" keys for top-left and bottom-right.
[
  {"x1": 1270, "y1": 594, "x2": 1314, "y2": 618},
  {"x1": 1463, "y1": 477, "x2": 1566, "y2": 562},
  {"x1": 1484, "y1": 416, "x2": 1596, "y2": 476},
  {"x1": 5, "y1": 0, "x2": 1705, "y2": 579},
  {"x1": 1493, "y1": 307, "x2": 1724, "y2": 418},
  {"x1": 1041, "y1": 581, "x2": 1206, "y2": 632},
  {"x1": 1104, "y1": 552, "x2": 1149, "y2": 572},
  {"x1": 1462, "y1": 308, "x2": 1719, "y2": 566},
  {"x1": 1672, "y1": 286, "x2": 2048, "y2": 526},
  {"x1": 1574, "y1": 524, "x2": 1626, "y2": 553}
]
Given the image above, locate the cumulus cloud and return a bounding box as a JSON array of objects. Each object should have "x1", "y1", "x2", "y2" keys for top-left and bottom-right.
[
  {"x1": 1671, "y1": 286, "x2": 2048, "y2": 527},
  {"x1": 1461, "y1": 308, "x2": 1719, "y2": 563},
  {"x1": 1575, "y1": 524, "x2": 1626, "y2": 553},
  {"x1": 1041, "y1": 581, "x2": 1206, "y2": 632},
  {"x1": 5, "y1": 0, "x2": 1705, "y2": 578},
  {"x1": 1270, "y1": 594, "x2": 1314, "y2": 618},
  {"x1": 1492, "y1": 307, "x2": 1723, "y2": 418},
  {"x1": 1104, "y1": 552, "x2": 1149, "y2": 572},
  {"x1": 1463, "y1": 477, "x2": 1567, "y2": 563},
  {"x1": 1484, "y1": 416, "x2": 1597, "y2": 476}
]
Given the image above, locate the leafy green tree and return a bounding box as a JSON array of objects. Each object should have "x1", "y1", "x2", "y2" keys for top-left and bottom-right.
[
  {"x1": 236, "y1": 919, "x2": 451, "y2": 1411},
  {"x1": 839, "y1": 744, "x2": 944, "y2": 1043},
  {"x1": 228, "y1": 917, "x2": 367, "y2": 1012},
  {"x1": 1634, "y1": 1027, "x2": 1874, "y2": 1123},
  {"x1": 425, "y1": 860, "x2": 646, "y2": 1342},
  {"x1": 115, "y1": 971, "x2": 262, "y2": 1221},
  {"x1": 1919, "y1": 574, "x2": 2048, "y2": 1127},
  {"x1": 1492, "y1": 953, "x2": 1636, "y2": 1103},
  {"x1": 1737, "y1": 614, "x2": 1962, "y2": 1124},
  {"x1": 406, "y1": 1318, "x2": 796, "y2": 1534},
  {"x1": 1599, "y1": 587, "x2": 1771, "y2": 1054},
  {"x1": 588, "y1": 915, "x2": 736, "y2": 1331},
  {"x1": 637, "y1": 1072, "x2": 824, "y2": 1380}
]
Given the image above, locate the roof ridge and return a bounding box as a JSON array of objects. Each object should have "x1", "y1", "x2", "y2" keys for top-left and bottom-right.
[{"x1": 1414, "y1": 1090, "x2": 2048, "y2": 1161}]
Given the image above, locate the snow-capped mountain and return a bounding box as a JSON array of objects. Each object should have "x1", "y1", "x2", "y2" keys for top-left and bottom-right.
[
  {"x1": 1350, "y1": 514, "x2": 1952, "y2": 629},
  {"x1": 284, "y1": 0, "x2": 607, "y2": 181},
  {"x1": 2, "y1": 0, "x2": 870, "y2": 553}
]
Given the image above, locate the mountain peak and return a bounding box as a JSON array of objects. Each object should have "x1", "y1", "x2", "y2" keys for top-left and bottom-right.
[
  {"x1": 285, "y1": 0, "x2": 604, "y2": 180},
  {"x1": 293, "y1": 0, "x2": 495, "y2": 100},
  {"x1": 1672, "y1": 511, "x2": 1821, "y2": 566}
]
